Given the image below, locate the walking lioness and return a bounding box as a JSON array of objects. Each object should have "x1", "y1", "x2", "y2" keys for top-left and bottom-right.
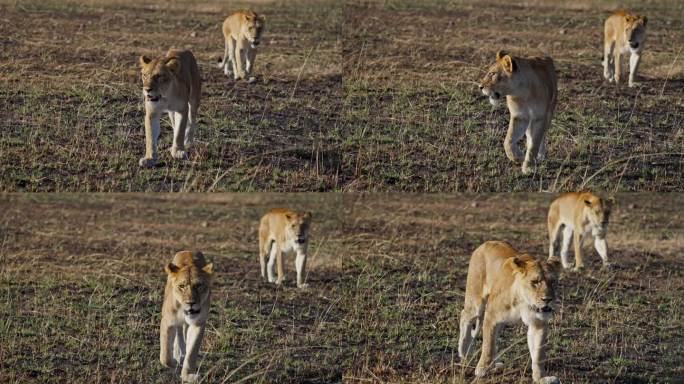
[
  {"x1": 458, "y1": 241, "x2": 560, "y2": 384},
  {"x1": 138, "y1": 49, "x2": 201, "y2": 167},
  {"x1": 160, "y1": 251, "x2": 213, "y2": 383},
  {"x1": 479, "y1": 51, "x2": 557, "y2": 174},
  {"x1": 548, "y1": 192, "x2": 613, "y2": 270},
  {"x1": 259, "y1": 208, "x2": 312, "y2": 288},
  {"x1": 217, "y1": 10, "x2": 265, "y2": 83},
  {"x1": 603, "y1": 10, "x2": 647, "y2": 87}
]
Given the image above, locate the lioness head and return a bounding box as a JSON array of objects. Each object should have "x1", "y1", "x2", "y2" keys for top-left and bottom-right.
[
  {"x1": 243, "y1": 12, "x2": 266, "y2": 48},
  {"x1": 583, "y1": 194, "x2": 613, "y2": 238},
  {"x1": 624, "y1": 14, "x2": 647, "y2": 52},
  {"x1": 138, "y1": 55, "x2": 181, "y2": 104},
  {"x1": 165, "y1": 253, "x2": 213, "y2": 317},
  {"x1": 479, "y1": 51, "x2": 518, "y2": 106},
  {"x1": 509, "y1": 255, "x2": 560, "y2": 320},
  {"x1": 285, "y1": 211, "x2": 312, "y2": 245}
]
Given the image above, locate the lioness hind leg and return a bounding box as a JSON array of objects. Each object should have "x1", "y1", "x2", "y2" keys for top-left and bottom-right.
[
  {"x1": 185, "y1": 101, "x2": 199, "y2": 148},
  {"x1": 170, "y1": 111, "x2": 188, "y2": 160},
  {"x1": 560, "y1": 226, "x2": 573, "y2": 269},
  {"x1": 522, "y1": 119, "x2": 546, "y2": 174},
  {"x1": 604, "y1": 41, "x2": 615, "y2": 81},
  {"x1": 548, "y1": 221, "x2": 561, "y2": 259},
  {"x1": 628, "y1": 52, "x2": 641, "y2": 87},
  {"x1": 266, "y1": 243, "x2": 278, "y2": 283}
]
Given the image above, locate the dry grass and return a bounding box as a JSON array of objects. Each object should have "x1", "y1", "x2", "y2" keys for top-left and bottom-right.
[
  {"x1": 1, "y1": 193, "x2": 682, "y2": 383},
  {"x1": 1, "y1": 0, "x2": 682, "y2": 191},
  {"x1": 342, "y1": 0, "x2": 684, "y2": 191}
]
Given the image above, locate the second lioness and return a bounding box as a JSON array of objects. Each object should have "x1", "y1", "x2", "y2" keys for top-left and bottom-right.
[
  {"x1": 548, "y1": 192, "x2": 613, "y2": 270},
  {"x1": 459, "y1": 241, "x2": 560, "y2": 384},
  {"x1": 139, "y1": 49, "x2": 201, "y2": 167},
  {"x1": 603, "y1": 10, "x2": 647, "y2": 87},
  {"x1": 217, "y1": 9, "x2": 265, "y2": 82},
  {"x1": 259, "y1": 208, "x2": 312, "y2": 288},
  {"x1": 479, "y1": 51, "x2": 557, "y2": 174}
]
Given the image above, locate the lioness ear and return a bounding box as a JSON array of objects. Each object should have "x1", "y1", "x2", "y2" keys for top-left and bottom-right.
[
  {"x1": 139, "y1": 55, "x2": 152, "y2": 67},
  {"x1": 510, "y1": 256, "x2": 528, "y2": 274},
  {"x1": 165, "y1": 262, "x2": 180, "y2": 274},
  {"x1": 258, "y1": 15, "x2": 266, "y2": 22},
  {"x1": 165, "y1": 58, "x2": 181, "y2": 73},
  {"x1": 202, "y1": 263, "x2": 213, "y2": 275},
  {"x1": 285, "y1": 214, "x2": 292, "y2": 220},
  {"x1": 302, "y1": 211, "x2": 312, "y2": 221},
  {"x1": 501, "y1": 55, "x2": 516, "y2": 73},
  {"x1": 640, "y1": 16, "x2": 647, "y2": 26},
  {"x1": 496, "y1": 50, "x2": 507, "y2": 60}
]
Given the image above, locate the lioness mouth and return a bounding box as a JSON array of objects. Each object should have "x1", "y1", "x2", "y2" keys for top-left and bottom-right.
[
  {"x1": 493, "y1": 91, "x2": 501, "y2": 99},
  {"x1": 536, "y1": 306, "x2": 553, "y2": 313},
  {"x1": 185, "y1": 308, "x2": 200, "y2": 316},
  {"x1": 146, "y1": 95, "x2": 160, "y2": 102},
  {"x1": 296, "y1": 238, "x2": 306, "y2": 244}
]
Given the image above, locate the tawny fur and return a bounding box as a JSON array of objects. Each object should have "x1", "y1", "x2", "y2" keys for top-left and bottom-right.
[
  {"x1": 160, "y1": 251, "x2": 213, "y2": 383},
  {"x1": 217, "y1": 9, "x2": 265, "y2": 82},
  {"x1": 479, "y1": 51, "x2": 557, "y2": 175},
  {"x1": 458, "y1": 241, "x2": 560, "y2": 384},
  {"x1": 603, "y1": 10, "x2": 647, "y2": 87},
  {"x1": 258, "y1": 208, "x2": 311, "y2": 288},
  {"x1": 138, "y1": 49, "x2": 201, "y2": 167},
  {"x1": 548, "y1": 192, "x2": 613, "y2": 270}
]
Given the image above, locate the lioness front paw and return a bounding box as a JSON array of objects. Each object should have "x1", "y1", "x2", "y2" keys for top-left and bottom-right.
[
  {"x1": 247, "y1": 76, "x2": 257, "y2": 84},
  {"x1": 474, "y1": 365, "x2": 487, "y2": 377},
  {"x1": 522, "y1": 162, "x2": 533, "y2": 175},
  {"x1": 628, "y1": 81, "x2": 639, "y2": 88},
  {"x1": 181, "y1": 372, "x2": 199, "y2": 383},
  {"x1": 573, "y1": 264, "x2": 585, "y2": 272},
  {"x1": 297, "y1": 283, "x2": 309, "y2": 289},
  {"x1": 160, "y1": 357, "x2": 177, "y2": 369},
  {"x1": 234, "y1": 71, "x2": 246, "y2": 80},
  {"x1": 538, "y1": 375, "x2": 561, "y2": 384},
  {"x1": 139, "y1": 157, "x2": 157, "y2": 168},
  {"x1": 170, "y1": 147, "x2": 187, "y2": 160}
]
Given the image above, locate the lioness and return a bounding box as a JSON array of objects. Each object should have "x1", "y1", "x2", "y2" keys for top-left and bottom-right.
[
  {"x1": 138, "y1": 49, "x2": 201, "y2": 167},
  {"x1": 459, "y1": 241, "x2": 560, "y2": 384},
  {"x1": 160, "y1": 251, "x2": 213, "y2": 383},
  {"x1": 548, "y1": 192, "x2": 613, "y2": 270},
  {"x1": 258, "y1": 208, "x2": 311, "y2": 288},
  {"x1": 479, "y1": 51, "x2": 557, "y2": 174},
  {"x1": 603, "y1": 10, "x2": 647, "y2": 87},
  {"x1": 217, "y1": 10, "x2": 265, "y2": 83}
]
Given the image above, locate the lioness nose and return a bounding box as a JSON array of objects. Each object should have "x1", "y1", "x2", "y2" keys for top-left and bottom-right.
[
  {"x1": 478, "y1": 84, "x2": 484, "y2": 90},
  {"x1": 144, "y1": 87, "x2": 152, "y2": 93},
  {"x1": 543, "y1": 298, "x2": 552, "y2": 303}
]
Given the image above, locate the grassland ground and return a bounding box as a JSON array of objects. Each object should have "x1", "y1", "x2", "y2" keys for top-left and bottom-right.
[
  {"x1": 1, "y1": 193, "x2": 682, "y2": 383},
  {"x1": 1, "y1": 0, "x2": 682, "y2": 192},
  {"x1": 0, "y1": 194, "x2": 345, "y2": 383},
  {"x1": 0, "y1": 0, "x2": 343, "y2": 191},
  {"x1": 342, "y1": 0, "x2": 684, "y2": 191},
  {"x1": 343, "y1": 193, "x2": 683, "y2": 383}
]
